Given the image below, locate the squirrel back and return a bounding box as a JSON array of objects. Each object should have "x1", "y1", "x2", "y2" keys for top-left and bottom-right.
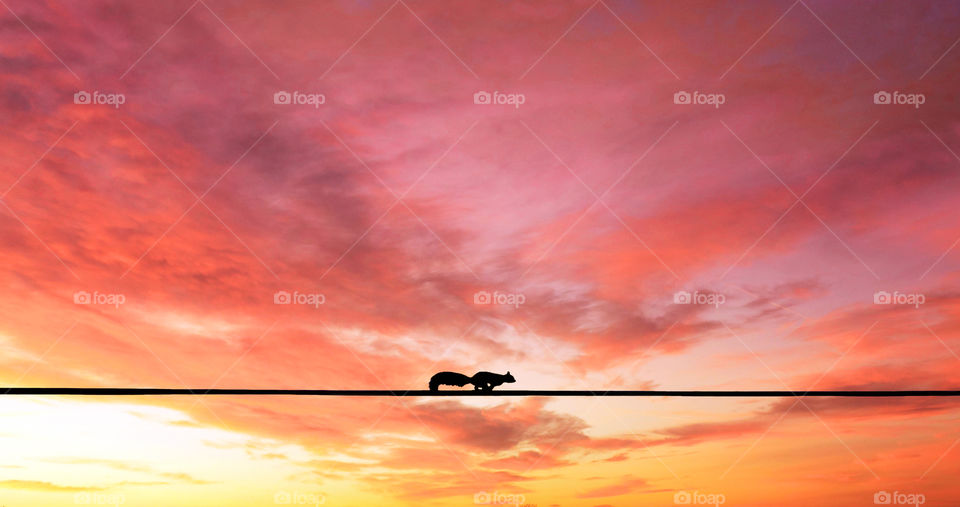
[{"x1": 470, "y1": 371, "x2": 516, "y2": 391}]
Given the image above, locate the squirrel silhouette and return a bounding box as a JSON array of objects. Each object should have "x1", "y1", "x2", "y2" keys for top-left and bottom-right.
[
  {"x1": 429, "y1": 371, "x2": 516, "y2": 391},
  {"x1": 470, "y1": 371, "x2": 515, "y2": 391}
]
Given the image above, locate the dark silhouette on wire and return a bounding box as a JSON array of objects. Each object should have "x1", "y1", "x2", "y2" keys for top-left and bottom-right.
[
  {"x1": 471, "y1": 371, "x2": 515, "y2": 391},
  {"x1": 429, "y1": 371, "x2": 516, "y2": 391},
  {"x1": 3, "y1": 370, "x2": 960, "y2": 396}
]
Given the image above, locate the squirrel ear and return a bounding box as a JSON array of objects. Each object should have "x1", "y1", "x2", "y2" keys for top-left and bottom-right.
[{"x1": 506, "y1": 371, "x2": 510, "y2": 374}]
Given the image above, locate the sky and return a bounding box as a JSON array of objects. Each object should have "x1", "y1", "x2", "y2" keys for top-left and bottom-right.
[{"x1": 2, "y1": 0, "x2": 960, "y2": 505}]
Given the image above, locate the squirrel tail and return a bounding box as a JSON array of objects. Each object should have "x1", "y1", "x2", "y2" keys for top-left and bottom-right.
[{"x1": 429, "y1": 379, "x2": 439, "y2": 391}]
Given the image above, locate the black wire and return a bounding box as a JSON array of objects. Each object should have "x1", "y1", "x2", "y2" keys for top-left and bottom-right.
[{"x1": 3, "y1": 388, "x2": 960, "y2": 397}]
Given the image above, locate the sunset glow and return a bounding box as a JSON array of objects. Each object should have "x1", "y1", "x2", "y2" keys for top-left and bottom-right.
[{"x1": 2, "y1": 1, "x2": 960, "y2": 505}]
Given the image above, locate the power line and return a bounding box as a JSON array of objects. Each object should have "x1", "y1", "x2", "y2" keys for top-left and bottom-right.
[{"x1": 3, "y1": 388, "x2": 960, "y2": 397}]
